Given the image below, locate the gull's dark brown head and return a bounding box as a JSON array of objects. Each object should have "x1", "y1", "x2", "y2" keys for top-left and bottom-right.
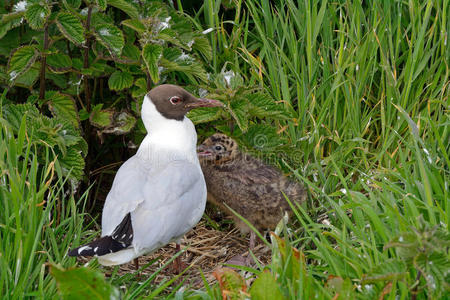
[
  {"x1": 198, "y1": 133, "x2": 239, "y2": 164},
  {"x1": 147, "y1": 84, "x2": 223, "y2": 121}
]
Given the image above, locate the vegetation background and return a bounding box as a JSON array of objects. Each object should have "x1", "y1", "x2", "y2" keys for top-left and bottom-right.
[{"x1": 0, "y1": 0, "x2": 448, "y2": 299}]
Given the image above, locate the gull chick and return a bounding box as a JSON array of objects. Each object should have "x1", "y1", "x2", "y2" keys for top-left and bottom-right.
[
  {"x1": 198, "y1": 133, "x2": 306, "y2": 247},
  {"x1": 69, "y1": 85, "x2": 223, "y2": 268}
]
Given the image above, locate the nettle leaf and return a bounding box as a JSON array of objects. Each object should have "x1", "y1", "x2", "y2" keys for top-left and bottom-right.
[
  {"x1": 188, "y1": 107, "x2": 221, "y2": 124},
  {"x1": 414, "y1": 252, "x2": 450, "y2": 295},
  {"x1": 362, "y1": 259, "x2": 407, "y2": 284},
  {"x1": 102, "y1": 111, "x2": 136, "y2": 135},
  {"x1": 8, "y1": 45, "x2": 38, "y2": 84},
  {"x1": 228, "y1": 98, "x2": 248, "y2": 132},
  {"x1": 0, "y1": 22, "x2": 11, "y2": 39},
  {"x1": 24, "y1": 3, "x2": 50, "y2": 29},
  {"x1": 56, "y1": 12, "x2": 84, "y2": 45},
  {"x1": 95, "y1": 0, "x2": 107, "y2": 11},
  {"x1": 90, "y1": 106, "x2": 114, "y2": 128},
  {"x1": 2, "y1": 103, "x2": 40, "y2": 130},
  {"x1": 121, "y1": 19, "x2": 145, "y2": 33},
  {"x1": 107, "y1": 0, "x2": 139, "y2": 19},
  {"x1": 216, "y1": 69, "x2": 243, "y2": 90},
  {"x1": 244, "y1": 124, "x2": 282, "y2": 149},
  {"x1": 250, "y1": 270, "x2": 285, "y2": 300},
  {"x1": 47, "y1": 53, "x2": 72, "y2": 73},
  {"x1": 157, "y1": 29, "x2": 185, "y2": 49},
  {"x1": 50, "y1": 265, "x2": 119, "y2": 300},
  {"x1": 247, "y1": 92, "x2": 290, "y2": 119},
  {"x1": 63, "y1": 0, "x2": 82, "y2": 9},
  {"x1": 108, "y1": 71, "x2": 133, "y2": 91},
  {"x1": 160, "y1": 58, "x2": 208, "y2": 83},
  {"x1": 192, "y1": 36, "x2": 212, "y2": 61},
  {"x1": 58, "y1": 146, "x2": 85, "y2": 180},
  {"x1": 131, "y1": 77, "x2": 147, "y2": 99},
  {"x1": 44, "y1": 91, "x2": 79, "y2": 128},
  {"x1": 142, "y1": 43, "x2": 162, "y2": 83},
  {"x1": 15, "y1": 63, "x2": 40, "y2": 88},
  {"x1": 94, "y1": 24, "x2": 124, "y2": 57},
  {"x1": 122, "y1": 43, "x2": 140, "y2": 62}
]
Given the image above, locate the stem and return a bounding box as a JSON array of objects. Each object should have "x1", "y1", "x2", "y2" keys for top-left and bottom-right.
[
  {"x1": 39, "y1": 23, "x2": 49, "y2": 100},
  {"x1": 83, "y1": 6, "x2": 93, "y2": 112},
  {"x1": 82, "y1": 6, "x2": 93, "y2": 206},
  {"x1": 146, "y1": 72, "x2": 152, "y2": 90},
  {"x1": 411, "y1": 270, "x2": 421, "y2": 300}
]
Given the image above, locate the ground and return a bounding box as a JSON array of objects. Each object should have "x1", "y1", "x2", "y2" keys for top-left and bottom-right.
[{"x1": 78, "y1": 220, "x2": 272, "y2": 289}]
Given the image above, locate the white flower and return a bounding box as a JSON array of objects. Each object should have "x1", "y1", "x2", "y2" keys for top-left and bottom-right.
[
  {"x1": 13, "y1": 1, "x2": 28, "y2": 12},
  {"x1": 9, "y1": 71, "x2": 19, "y2": 82},
  {"x1": 99, "y1": 28, "x2": 111, "y2": 36},
  {"x1": 202, "y1": 28, "x2": 214, "y2": 34}
]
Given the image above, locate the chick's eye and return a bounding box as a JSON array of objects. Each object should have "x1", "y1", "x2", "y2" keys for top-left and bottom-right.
[
  {"x1": 215, "y1": 145, "x2": 223, "y2": 151},
  {"x1": 170, "y1": 96, "x2": 182, "y2": 105}
]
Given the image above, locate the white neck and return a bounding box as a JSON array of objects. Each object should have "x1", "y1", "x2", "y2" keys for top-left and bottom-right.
[{"x1": 137, "y1": 95, "x2": 199, "y2": 166}]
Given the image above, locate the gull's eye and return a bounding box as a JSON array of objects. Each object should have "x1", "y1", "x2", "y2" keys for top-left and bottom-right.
[
  {"x1": 170, "y1": 96, "x2": 182, "y2": 105},
  {"x1": 215, "y1": 145, "x2": 223, "y2": 151}
]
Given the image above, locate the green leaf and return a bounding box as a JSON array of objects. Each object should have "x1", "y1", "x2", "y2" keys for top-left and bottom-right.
[
  {"x1": 50, "y1": 265, "x2": 119, "y2": 300},
  {"x1": 121, "y1": 19, "x2": 145, "y2": 33},
  {"x1": 102, "y1": 111, "x2": 136, "y2": 135},
  {"x1": 8, "y1": 45, "x2": 38, "y2": 84},
  {"x1": 250, "y1": 270, "x2": 285, "y2": 300},
  {"x1": 24, "y1": 3, "x2": 50, "y2": 29},
  {"x1": 142, "y1": 44, "x2": 162, "y2": 83},
  {"x1": 131, "y1": 77, "x2": 147, "y2": 99},
  {"x1": 188, "y1": 107, "x2": 221, "y2": 124},
  {"x1": 107, "y1": 0, "x2": 139, "y2": 19},
  {"x1": 58, "y1": 146, "x2": 85, "y2": 180},
  {"x1": 2, "y1": 103, "x2": 40, "y2": 131},
  {"x1": 44, "y1": 91, "x2": 79, "y2": 128},
  {"x1": 213, "y1": 268, "x2": 247, "y2": 299},
  {"x1": 47, "y1": 53, "x2": 72, "y2": 73},
  {"x1": 56, "y1": 12, "x2": 85, "y2": 45},
  {"x1": 244, "y1": 124, "x2": 281, "y2": 149},
  {"x1": 15, "y1": 62, "x2": 40, "y2": 88},
  {"x1": 247, "y1": 92, "x2": 289, "y2": 119},
  {"x1": 362, "y1": 259, "x2": 407, "y2": 284},
  {"x1": 228, "y1": 98, "x2": 248, "y2": 132},
  {"x1": 90, "y1": 106, "x2": 113, "y2": 128},
  {"x1": 94, "y1": 24, "x2": 124, "y2": 57},
  {"x1": 95, "y1": 0, "x2": 107, "y2": 11},
  {"x1": 414, "y1": 252, "x2": 450, "y2": 296},
  {"x1": 108, "y1": 71, "x2": 133, "y2": 91},
  {"x1": 0, "y1": 21, "x2": 12, "y2": 39},
  {"x1": 122, "y1": 43, "x2": 140, "y2": 62},
  {"x1": 216, "y1": 70, "x2": 243, "y2": 90},
  {"x1": 192, "y1": 35, "x2": 212, "y2": 61},
  {"x1": 63, "y1": 0, "x2": 81, "y2": 9}
]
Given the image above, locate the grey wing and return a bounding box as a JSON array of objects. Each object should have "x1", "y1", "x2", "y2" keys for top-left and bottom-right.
[
  {"x1": 131, "y1": 160, "x2": 207, "y2": 252},
  {"x1": 101, "y1": 155, "x2": 147, "y2": 237}
]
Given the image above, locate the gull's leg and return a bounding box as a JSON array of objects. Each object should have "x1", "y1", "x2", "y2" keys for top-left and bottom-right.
[
  {"x1": 245, "y1": 231, "x2": 257, "y2": 265},
  {"x1": 172, "y1": 243, "x2": 185, "y2": 274},
  {"x1": 134, "y1": 258, "x2": 139, "y2": 271}
]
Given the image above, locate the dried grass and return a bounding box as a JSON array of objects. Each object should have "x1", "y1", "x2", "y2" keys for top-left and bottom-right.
[{"x1": 78, "y1": 221, "x2": 271, "y2": 288}]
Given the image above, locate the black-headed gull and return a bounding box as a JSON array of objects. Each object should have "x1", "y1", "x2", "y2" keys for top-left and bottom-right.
[{"x1": 69, "y1": 84, "x2": 223, "y2": 269}]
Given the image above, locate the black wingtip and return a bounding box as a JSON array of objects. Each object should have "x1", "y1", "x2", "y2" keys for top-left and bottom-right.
[{"x1": 67, "y1": 248, "x2": 79, "y2": 257}]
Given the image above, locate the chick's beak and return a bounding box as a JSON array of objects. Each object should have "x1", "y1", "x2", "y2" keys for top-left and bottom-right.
[
  {"x1": 197, "y1": 144, "x2": 213, "y2": 157},
  {"x1": 185, "y1": 98, "x2": 224, "y2": 109}
]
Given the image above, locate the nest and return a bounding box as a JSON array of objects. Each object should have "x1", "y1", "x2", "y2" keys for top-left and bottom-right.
[{"x1": 79, "y1": 220, "x2": 272, "y2": 289}]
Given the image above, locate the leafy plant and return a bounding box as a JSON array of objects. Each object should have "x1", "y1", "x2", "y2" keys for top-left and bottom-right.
[{"x1": 0, "y1": 108, "x2": 88, "y2": 298}]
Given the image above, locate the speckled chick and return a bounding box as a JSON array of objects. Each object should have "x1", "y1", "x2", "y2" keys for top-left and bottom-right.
[{"x1": 198, "y1": 133, "x2": 307, "y2": 235}]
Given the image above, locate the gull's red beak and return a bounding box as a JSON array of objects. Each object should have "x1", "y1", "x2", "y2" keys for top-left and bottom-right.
[{"x1": 185, "y1": 98, "x2": 224, "y2": 109}]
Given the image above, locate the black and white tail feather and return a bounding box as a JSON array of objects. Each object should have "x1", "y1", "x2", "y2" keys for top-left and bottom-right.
[{"x1": 68, "y1": 213, "x2": 134, "y2": 257}]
